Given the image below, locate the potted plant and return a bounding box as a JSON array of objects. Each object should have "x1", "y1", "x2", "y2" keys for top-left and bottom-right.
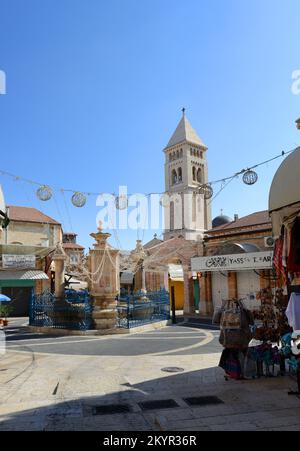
[{"x1": 0, "y1": 305, "x2": 13, "y2": 326}]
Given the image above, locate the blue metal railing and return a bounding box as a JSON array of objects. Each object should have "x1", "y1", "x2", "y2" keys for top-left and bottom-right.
[
  {"x1": 29, "y1": 289, "x2": 170, "y2": 331},
  {"x1": 117, "y1": 289, "x2": 170, "y2": 329},
  {"x1": 29, "y1": 289, "x2": 93, "y2": 330}
]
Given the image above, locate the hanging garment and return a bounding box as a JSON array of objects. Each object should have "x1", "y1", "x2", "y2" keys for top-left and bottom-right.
[
  {"x1": 273, "y1": 236, "x2": 287, "y2": 285},
  {"x1": 282, "y1": 226, "x2": 290, "y2": 269},
  {"x1": 219, "y1": 349, "x2": 247, "y2": 380},
  {"x1": 288, "y1": 218, "x2": 300, "y2": 273},
  {"x1": 286, "y1": 292, "x2": 300, "y2": 331}
]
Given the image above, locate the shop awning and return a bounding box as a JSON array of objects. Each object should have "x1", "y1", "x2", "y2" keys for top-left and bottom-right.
[
  {"x1": 0, "y1": 244, "x2": 55, "y2": 258},
  {"x1": 168, "y1": 264, "x2": 184, "y2": 281},
  {"x1": 120, "y1": 272, "x2": 134, "y2": 284},
  {"x1": 0, "y1": 270, "x2": 49, "y2": 280}
]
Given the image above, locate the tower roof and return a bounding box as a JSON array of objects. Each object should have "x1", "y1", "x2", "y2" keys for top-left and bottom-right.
[{"x1": 165, "y1": 111, "x2": 207, "y2": 149}]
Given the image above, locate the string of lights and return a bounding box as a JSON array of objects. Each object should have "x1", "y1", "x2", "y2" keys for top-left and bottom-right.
[{"x1": 0, "y1": 147, "x2": 298, "y2": 207}]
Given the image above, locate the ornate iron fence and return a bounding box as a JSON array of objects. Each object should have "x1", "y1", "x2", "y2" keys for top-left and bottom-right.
[
  {"x1": 117, "y1": 289, "x2": 170, "y2": 329},
  {"x1": 29, "y1": 289, "x2": 93, "y2": 330}
]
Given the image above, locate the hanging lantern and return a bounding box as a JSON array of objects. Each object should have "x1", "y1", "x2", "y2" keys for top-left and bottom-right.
[
  {"x1": 243, "y1": 170, "x2": 258, "y2": 185},
  {"x1": 115, "y1": 195, "x2": 128, "y2": 210},
  {"x1": 160, "y1": 194, "x2": 170, "y2": 207},
  {"x1": 37, "y1": 185, "x2": 52, "y2": 201},
  {"x1": 71, "y1": 192, "x2": 86, "y2": 208},
  {"x1": 199, "y1": 184, "x2": 213, "y2": 200}
]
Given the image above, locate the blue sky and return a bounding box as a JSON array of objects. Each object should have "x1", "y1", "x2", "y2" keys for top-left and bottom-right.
[{"x1": 0, "y1": 0, "x2": 299, "y2": 250}]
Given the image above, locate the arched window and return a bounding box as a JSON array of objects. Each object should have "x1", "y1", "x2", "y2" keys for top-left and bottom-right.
[
  {"x1": 180, "y1": 149, "x2": 183, "y2": 158},
  {"x1": 178, "y1": 167, "x2": 182, "y2": 182},
  {"x1": 171, "y1": 169, "x2": 178, "y2": 185},
  {"x1": 176, "y1": 150, "x2": 179, "y2": 159},
  {"x1": 197, "y1": 168, "x2": 202, "y2": 183},
  {"x1": 192, "y1": 166, "x2": 196, "y2": 181},
  {"x1": 169, "y1": 153, "x2": 172, "y2": 161},
  {"x1": 197, "y1": 150, "x2": 200, "y2": 158}
]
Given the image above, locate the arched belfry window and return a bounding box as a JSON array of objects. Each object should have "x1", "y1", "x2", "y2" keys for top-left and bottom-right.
[
  {"x1": 178, "y1": 167, "x2": 182, "y2": 182},
  {"x1": 180, "y1": 149, "x2": 183, "y2": 157},
  {"x1": 192, "y1": 166, "x2": 196, "y2": 181},
  {"x1": 172, "y1": 169, "x2": 178, "y2": 185},
  {"x1": 197, "y1": 168, "x2": 202, "y2": 183},
  {"x1": 176, "y1": 150, "x2": 179, "y2": 159}
]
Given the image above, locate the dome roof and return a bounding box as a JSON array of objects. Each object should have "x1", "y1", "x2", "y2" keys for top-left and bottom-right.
[
  {"x1": 212, "y1": 215, "x2": 233, "y2": 228},
  {"x1": 269, "y1": 147, "x2": 300, "y2": 212}
]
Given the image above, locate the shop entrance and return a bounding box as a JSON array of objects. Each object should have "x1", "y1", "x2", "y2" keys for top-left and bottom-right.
[
  {"x1": 0, "y1": 280, "x2": 35, "y2": 317},
  {"x1": 212, "y1": 272, "x2": 228, "y2": 309},
  {"x1": 237, "y1": 270, "x2": 260, "y2": 310}
]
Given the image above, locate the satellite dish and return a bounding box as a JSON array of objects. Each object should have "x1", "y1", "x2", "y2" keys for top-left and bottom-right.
[{"x1": 0, "y1": 185, "x2": 5, "y2": 212}]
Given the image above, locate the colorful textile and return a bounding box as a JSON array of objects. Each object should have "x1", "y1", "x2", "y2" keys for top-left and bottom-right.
[{"x1": 219, "y1": 349, "x2": 245, "y2": 379}]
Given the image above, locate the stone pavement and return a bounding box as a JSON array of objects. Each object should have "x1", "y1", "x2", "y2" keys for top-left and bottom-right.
[{"x1": 0, "y1": 325, "x2": 300, "y2": 431}]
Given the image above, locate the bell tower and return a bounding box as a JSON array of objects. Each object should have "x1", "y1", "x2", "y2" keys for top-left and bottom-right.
[{"x1": 163, "y1": 109, "x2": 212, "y2": 241}]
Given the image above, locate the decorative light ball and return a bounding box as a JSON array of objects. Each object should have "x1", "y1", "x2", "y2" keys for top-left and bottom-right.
[
  {"x1": 199, "y1": 184, "x2": 214, "y2": 200},
  {"x1": 71, "y1": 192, "x2": 86, "y2": 208},
  {"x1": 243, "y1": 170, "x2": 258, "y2": 185},
  {"x1": 115, "y1": 195, "x2": 128, "y2": 210},
  {"x1": 160, "y1": 194, "x2": 170, "y2": 207},
  {"x1": 37, "y1": 185, "x2": 52, "y2": 201}
]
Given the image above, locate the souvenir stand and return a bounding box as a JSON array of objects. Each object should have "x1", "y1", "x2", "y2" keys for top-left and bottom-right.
[{"x1": 269, "y1": 145, "x2": 300, "y2": 395}]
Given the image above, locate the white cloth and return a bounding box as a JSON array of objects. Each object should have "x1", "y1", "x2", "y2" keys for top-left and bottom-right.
[{"x1": 286, "y1": 293, "x2": 300, "y2": 331}]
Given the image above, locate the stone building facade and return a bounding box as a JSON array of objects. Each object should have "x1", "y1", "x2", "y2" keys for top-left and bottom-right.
[
  {"x1": 0, "y1": 202, "x2": 62, "y2": 315},
  {"x1": 191, "y1": 210, "x2": 274, "y2": 317}
]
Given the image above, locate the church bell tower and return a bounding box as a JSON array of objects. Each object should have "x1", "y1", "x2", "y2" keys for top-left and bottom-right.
[{"x1": 163, "y1": 109, "x2": 212, "y2": 241}]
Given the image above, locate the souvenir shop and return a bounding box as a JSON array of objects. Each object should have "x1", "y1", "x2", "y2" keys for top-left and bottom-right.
[
  {"x1": 213, "y1": 148, "x2": 300, "y2": 386},
  {"x1": 267, "y1": 147, "x2": 300, "y2": 393}
]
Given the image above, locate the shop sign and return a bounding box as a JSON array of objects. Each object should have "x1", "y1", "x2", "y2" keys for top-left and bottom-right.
[
  {"x1": 2, "y1": 254, "x2": 36, "y2": 269},
  {"x1": 191, "y1": 251, "x2": 273, "y2": 272}
]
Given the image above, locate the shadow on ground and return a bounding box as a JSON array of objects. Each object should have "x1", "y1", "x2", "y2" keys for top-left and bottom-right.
[{"x1": 0, "y1": 364, "x2": 299, "y2": 431}]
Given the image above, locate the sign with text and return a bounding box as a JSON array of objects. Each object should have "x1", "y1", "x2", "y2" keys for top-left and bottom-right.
[
  {"x1": 2, "y1": 254, "x2": 36, "y2": 269},
  {"x1": 191, "y1": 251, "x2": 273, "y2": 272}
]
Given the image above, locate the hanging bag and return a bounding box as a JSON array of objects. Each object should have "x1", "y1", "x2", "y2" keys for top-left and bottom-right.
[{"x1": 220, "y1": 300, "x2": 242, "y2": 330}]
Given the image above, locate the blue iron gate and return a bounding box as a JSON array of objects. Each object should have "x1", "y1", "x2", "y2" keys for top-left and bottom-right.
[
  {"x1": 29, "y1": 289, "x2": 93, "y2": 330},
  {"x1": 117, "y1": 289, "x2": 170, "y2": 329}
]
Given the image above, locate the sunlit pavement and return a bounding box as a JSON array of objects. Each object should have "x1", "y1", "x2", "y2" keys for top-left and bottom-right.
[{"x1": 0, "y1": 323, "x2": 300, "y2": 431}]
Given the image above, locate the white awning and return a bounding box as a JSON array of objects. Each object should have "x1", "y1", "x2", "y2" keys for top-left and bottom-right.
[
  {"x1": 0, "y1": 270, "x2": 49, "y2": 280},
  {"x1": 120, "y1": 272, "x2": 134, "y2": 284}
]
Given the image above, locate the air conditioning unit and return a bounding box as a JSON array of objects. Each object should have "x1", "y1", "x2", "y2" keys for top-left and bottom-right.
[{"x1": 264, "y1": 236, "x2": 275, "y2": 248}]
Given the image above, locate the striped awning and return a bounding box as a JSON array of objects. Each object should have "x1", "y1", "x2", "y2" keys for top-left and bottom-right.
[{"x1": 0, "y1": 270, "x2": 49, "y2": 280}]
